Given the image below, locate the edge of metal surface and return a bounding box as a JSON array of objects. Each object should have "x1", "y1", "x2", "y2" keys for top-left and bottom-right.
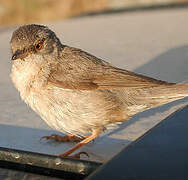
[
  {"x1": 0, "y1": 147, "x2": 101, "y2": 179},
  {"x1": 87, "y1": 105, "x2": 188, "y2": 179}
]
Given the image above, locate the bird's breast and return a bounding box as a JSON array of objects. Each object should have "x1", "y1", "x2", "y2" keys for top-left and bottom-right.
[{"x1": 10, "y1": 61, "x2": 48, "y2": 100}]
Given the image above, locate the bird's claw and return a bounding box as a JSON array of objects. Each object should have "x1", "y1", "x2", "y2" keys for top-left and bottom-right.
[
  {"x1": 60, "y1": 151, "x2": 89, "y2": 159},
  {"x1": 40, "y1": 134, "x2": 57, "y2": 141},
  {"x1": 40, "y1": 134, "x2": 85, "y2": 142}
]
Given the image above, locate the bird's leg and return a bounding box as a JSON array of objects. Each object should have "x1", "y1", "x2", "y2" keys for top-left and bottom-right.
[
  {"x1": 41, "y1": 134, "x2": 85, "y2": 142},
  {"x1": 59, "y1": 130, "x2": 101, "y2": 158}
]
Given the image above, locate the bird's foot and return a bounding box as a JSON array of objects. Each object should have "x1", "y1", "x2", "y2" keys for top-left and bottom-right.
[
  {"x1": 59, "y1": 151, "x2": 89, "y2": 159},
  {"x1": 40, "y1": 134, "x2": 85, "y2": 142},
  {"x1": 57, "y1": 131, "x2": 101, "y2": 159}
]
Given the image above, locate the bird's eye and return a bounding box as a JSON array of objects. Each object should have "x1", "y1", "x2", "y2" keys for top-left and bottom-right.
[{"x1": 35, "y1": 42, "x2": 43, "y2": 51}]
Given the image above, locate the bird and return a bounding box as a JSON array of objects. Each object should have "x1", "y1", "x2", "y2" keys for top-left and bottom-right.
[{"x1": 10, "y1": 24, "x2": 188, "y2": 158}]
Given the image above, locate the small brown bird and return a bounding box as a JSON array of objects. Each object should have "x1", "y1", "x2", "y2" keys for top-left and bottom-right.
[{"x1": 10, "y1": 24, "x2": 188, "y2": 158}]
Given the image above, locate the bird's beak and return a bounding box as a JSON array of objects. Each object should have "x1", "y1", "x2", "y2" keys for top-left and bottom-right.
[{"x1": 12, "y1": 50, "x2": 29, "y2": 61}]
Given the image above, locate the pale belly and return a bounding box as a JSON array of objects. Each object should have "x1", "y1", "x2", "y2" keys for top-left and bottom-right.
[{"x1": 24, "y1": 88, "x2": 125, "y2": 136}]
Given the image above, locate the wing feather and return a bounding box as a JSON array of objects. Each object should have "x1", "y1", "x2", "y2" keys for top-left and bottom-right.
[{"x1": 48, "y1": 46, "x2": 170, "y2": 90}]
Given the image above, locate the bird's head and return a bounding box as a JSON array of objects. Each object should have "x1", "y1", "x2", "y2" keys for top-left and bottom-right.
[{"x1": 10, "y1": 24, "x2": 62, "y2": 62}]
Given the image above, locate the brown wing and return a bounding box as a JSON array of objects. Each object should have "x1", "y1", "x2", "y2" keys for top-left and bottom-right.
[
  {"x1": 93, "y1": 65, "x2": 171, "y2": 89},
  {"x1": 48, "y1": 46, "x2": 170, "y2": 90}
]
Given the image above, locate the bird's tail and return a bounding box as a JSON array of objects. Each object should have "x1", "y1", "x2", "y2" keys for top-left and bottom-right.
[
  {"x1": 145, "y1": 83, "x2": 188, "y2": 104},
  {"x1": 127, "y1": 83, "x2": 188, "y2": 115}
]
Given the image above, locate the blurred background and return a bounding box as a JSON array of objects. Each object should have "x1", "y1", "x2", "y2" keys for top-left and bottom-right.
[{"x1": 0, "y1": 0, "x2": 188, "y2": 26}]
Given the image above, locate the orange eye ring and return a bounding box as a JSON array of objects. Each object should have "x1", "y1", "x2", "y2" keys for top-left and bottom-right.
[{"x1": 35, "y1": 42, "x2": 43, "y2": 50}]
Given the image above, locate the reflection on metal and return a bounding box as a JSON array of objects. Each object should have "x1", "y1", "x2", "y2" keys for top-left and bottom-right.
[{"x1": 0, "y1": 147, "x2": 101, "y2": 179}]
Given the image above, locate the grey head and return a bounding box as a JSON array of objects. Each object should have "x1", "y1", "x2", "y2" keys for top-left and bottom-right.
[{"x1": 10, "y1": 24, "x2": 62, "y2": 61}]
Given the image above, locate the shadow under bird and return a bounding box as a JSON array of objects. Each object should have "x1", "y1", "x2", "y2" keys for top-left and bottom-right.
[{"x1": 10, "y1": 24, "x2": 188, "y2": 158}]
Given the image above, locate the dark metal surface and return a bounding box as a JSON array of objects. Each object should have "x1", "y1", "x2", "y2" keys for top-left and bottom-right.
[
  {"x1": 87, "y1": 105, "x2": 188, "y2": 180},
  {"x1": 0, "y1": 147, "x2": 101, "y2": 179},
  {"x1": 0, "y1": 167, "x2": 60, "y2": 180}
]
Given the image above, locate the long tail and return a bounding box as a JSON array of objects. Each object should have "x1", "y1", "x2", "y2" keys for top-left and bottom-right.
[{"x1": 127, "y1": 83, "x2": 188, "y2": 115}]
